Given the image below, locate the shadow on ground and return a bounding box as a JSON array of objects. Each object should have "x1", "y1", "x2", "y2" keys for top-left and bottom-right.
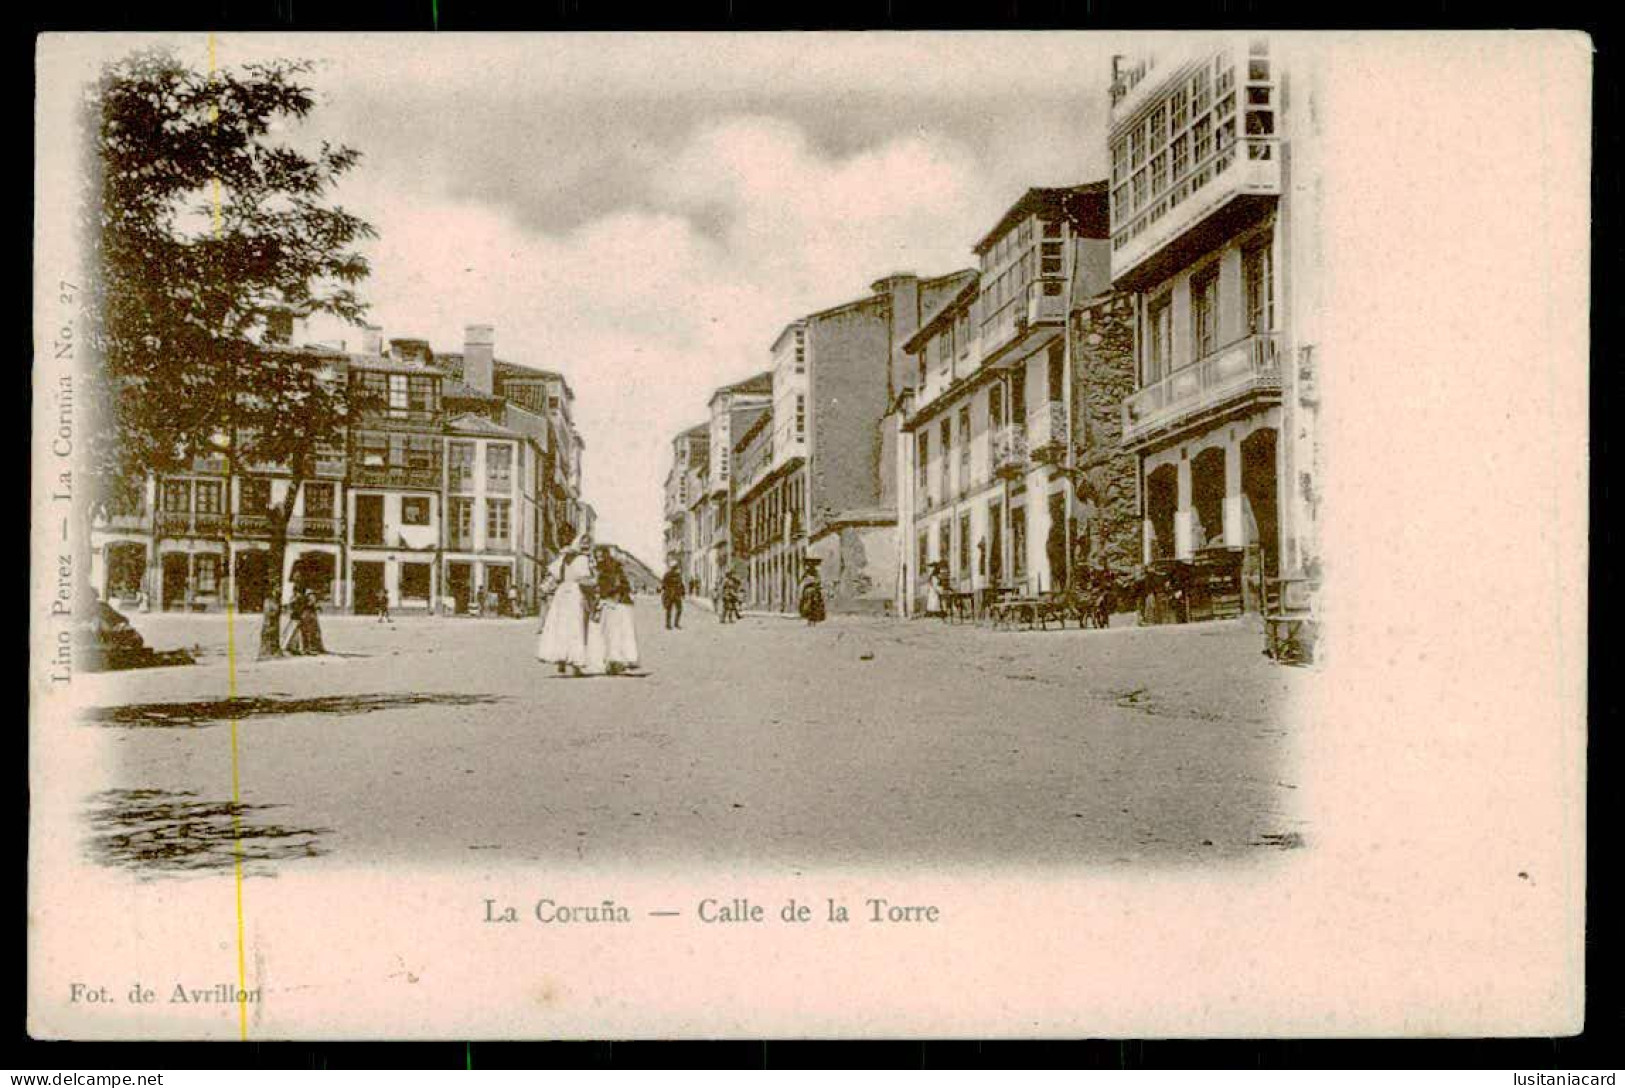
[
  {"x1": 85, "y1": 788, "x2": 331, "y2": 878},
  {"x1": 83, "y1": 692, "x2": 506, "y2": 728}
]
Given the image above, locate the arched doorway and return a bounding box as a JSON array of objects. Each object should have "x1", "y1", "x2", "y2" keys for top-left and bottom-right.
[
  {"x1": 1241, "y1": 428, "x2": 1280, "y2": 579},
  {"x1": 161, "y1": 553, "x2": 189, "y2": 610},
  {"x1": 1146, "y1": 464, "x2": 1177, "y2": 561},
  {"x1": 293, "y1": 552, "x2": 337, "y2": 609},
  {"x1": 105, "y1": 542, "x2": 147, "y2": 602},
  {"x1": 1191, "y1": 447, "x2": 1227, "y2": 552},
  {"x1": 235, "y1": 550, "x2": 269, "y2": 613}
]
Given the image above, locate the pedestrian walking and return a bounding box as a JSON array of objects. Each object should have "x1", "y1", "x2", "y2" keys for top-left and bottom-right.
[
  {"x1": 798, "y1": 560, "x2": 826, "y2": 625},
  {"x1": 592, "y1": 547, "x2": 640, "y2": 675},
  {"x1": 536, "y1": 530, "x2": 596, "y2": 676},
  {"x1": 375, "y1": 585, "x2": 392, "y2": 624},
  {"x1": 720, "y1": 570, "x2": 744, "y2": 624},
  {"x1": 660, "y1": 561, "x2": 686, "y2": 629}
]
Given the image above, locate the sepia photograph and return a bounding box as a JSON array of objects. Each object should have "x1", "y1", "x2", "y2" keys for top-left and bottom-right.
[{"x1": 29, "y1": 30, "x2": 1588, "y2": 1041}]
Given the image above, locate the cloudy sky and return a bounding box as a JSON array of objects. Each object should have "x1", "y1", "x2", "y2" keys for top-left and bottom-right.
[{"x1": 85, "y1": 32, "x2": 1131, "y2": 566}]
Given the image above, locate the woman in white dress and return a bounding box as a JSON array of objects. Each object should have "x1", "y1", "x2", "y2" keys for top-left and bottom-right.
[
  {"x1": 592, "y1": 547, "x2": 640, "y2": 675},
  {"x1": 536, "y1": 532, "x2": 596, "y2": 676}
]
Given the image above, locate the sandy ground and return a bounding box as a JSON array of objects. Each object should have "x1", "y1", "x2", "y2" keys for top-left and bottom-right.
[{"x1": 76, "y1": 599, "x2": 1307, "y2": 877}]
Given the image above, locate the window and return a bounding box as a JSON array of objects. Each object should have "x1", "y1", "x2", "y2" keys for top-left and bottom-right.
[
  {"x1": 195, "y1": 481, "x2": 224, "y2": 514},
  {"x1": 402, "y1": 497, "x2": 430, "y2": 525},
  {"x1": 388, "y1": 374, "x2": 409, "y2": 415},
  {"x1": 487, "y1": 499, "x2": 511, "y2": 545},
  {"x1": 1194, "y1": 115, "x2": 1212, "y2": 162},
  {"x1": 1245, "y1": 241, "x2": 1275, "y2": 334},
  {"x1": 359, "y1": 433, "x2": 387, "y2": 468},
  {"x1": 449, "y1": 442, "x2": 476, "y2": 493},
  {"x1": 486, "y1": 444, "x2": 512, "y2": 491},
  {"x1": 304, "y1": 483, "x2": 334, "y2": 519},
  {"x1": 400, "y1": 562, "x2": 431, "y2": 600},
  {"x1": 938, "y1": 520, "x2": 952, "y2": 578},
  {"x1": 195, "y1": 554, "x2": 220, "y2": 594},
  {"x1": 1041, "y1": 240, "x2": 1063, "y2": 277},
  {"x1": 1010, "y1": 369, "x2": 1026, "y2": 429},
  {"x1": 1010, "y1": 506, "x2": 1027, "y2": 581},
  {"x1": 1047, "y1": 342, "x2": 1065, "y2": 403},
  {"x1": 939, "y1": 419, "x2": 952, "y2": 496},
  {"x1": 1043, "y1": 218, "x2": 1062, "y2": 239},
  {"x1": 956, "y1": 310, "x2": 970, "y2": 359},
  {"x1": 918, "y1": 532, "x2": 929, "y2": 581},
  {"x1": 989, "y1": 384, "x2": 1003, "y2": 430},
  {"x1": 1147, "y1": 294, "x2": 1173, "y2": 383},
  {"x1": 958, "y1": 512, "x2": 972, "y2": 577},
  {"x1": 240, "y1": 478, "x2": 271, "y2": 514},
  {"x1": 408, "y1": 376, "x2": 436, "y2": 414},
  {"x1": 451, "y1": 498, "x2": 475, "y2": 547},
  {"x1": 958, "y1": 405, "x2": 972, "y2": 488},
  {"x1": 795, "y1": 330, "x2": 806, "y2": 373},
  {"x1": 1192, "y1": 268, "x2": 1220, "y2": 359},
  {"x1": 795, "y1": 394, "x2": 806, "y2": 440}
]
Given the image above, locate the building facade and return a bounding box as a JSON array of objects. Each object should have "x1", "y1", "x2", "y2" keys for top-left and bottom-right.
[
  {"x1": 898, "y1": 186, "x2": 1111, "y2": 614},
  {"x1": 91, "y1": 324, "x2": 590, "y2": 618},
  {"x1": 1108, "y1": 37, "x2": 1321, "y2": 601}
]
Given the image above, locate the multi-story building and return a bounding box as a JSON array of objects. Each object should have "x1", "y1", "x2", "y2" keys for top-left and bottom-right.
[
  {"x1": 1108, "y1": 37, "x2": 1321, "y2": 601},
  {"x1": 90, "y1": 321, "x2": 591, "y2": 619},
  {"x1": 663, "y1": 423, "x2": 709, "y2": 573},
  {"x1": 89, "y1": 339, "x2": 351, "y2": 614},
  {"x1": 697, "y1": 373, "x2": 772, "y2": 602},
  {"x1": 897, "y1": 185, "x2": 1109, "y2": 614},
  {"x1": 723, "y1": 273, "x2": 962, "y2": 616},
  {"x1": 346, "y1": 338, "x2": 446, "y2": 613}
]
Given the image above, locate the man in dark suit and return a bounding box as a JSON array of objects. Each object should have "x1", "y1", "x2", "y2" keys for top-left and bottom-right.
[{"x1": 660, "y1": 562, "x2": 686, "y2": 630}]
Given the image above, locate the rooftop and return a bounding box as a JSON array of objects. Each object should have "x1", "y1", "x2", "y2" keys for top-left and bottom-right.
[{"x1": 971, "y1": 182, "x2": 1110, "y2": 255}]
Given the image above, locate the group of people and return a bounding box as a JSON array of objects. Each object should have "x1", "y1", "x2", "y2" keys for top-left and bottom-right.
[
  {"x1": 656, "y1": 558, "x2": 826, "y2": 626},
  {"x1": 534, "y1": 530, "x2": 640, "y2": 678}
]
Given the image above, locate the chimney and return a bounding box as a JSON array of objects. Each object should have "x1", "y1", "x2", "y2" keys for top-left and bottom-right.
[
  {"x1": 464, "y1": 324, "x2": 495, "y2": 395},
  {"x1": 360, "y1": 324, "x2": 383, "y2": 356},
  {"x1": 264, "y1": 308, "x2": 294, "y2": 346},
  {"x1": 870, "y1": 272, "x2": 921, "y2": 405}
]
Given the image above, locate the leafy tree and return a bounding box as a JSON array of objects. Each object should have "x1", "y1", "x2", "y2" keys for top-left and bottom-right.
[{"x1": 85, "y1": 50, "x2": 376, "y2": 657}]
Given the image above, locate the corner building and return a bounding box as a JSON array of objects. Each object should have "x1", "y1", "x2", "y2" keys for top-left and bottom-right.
[{"x1": 1109, "y1": 37, "x2": 1323, "y2": 600}]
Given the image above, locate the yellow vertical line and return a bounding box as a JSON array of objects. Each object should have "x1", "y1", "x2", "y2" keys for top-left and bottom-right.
[{"x1": 209, "y1": 30, "x2": 250, "y2": 1043}]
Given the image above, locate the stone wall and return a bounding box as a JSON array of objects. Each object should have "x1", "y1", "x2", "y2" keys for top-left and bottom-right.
[
  {"x1": 807, "y1": 521, "x2": 898, "y2": 615},
  {"x1": 1069, "y1": 293, "x2": 1141, "y2": 574}
]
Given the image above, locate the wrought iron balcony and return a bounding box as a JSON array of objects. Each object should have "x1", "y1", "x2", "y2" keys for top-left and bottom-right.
[
  {"x1": 233, "y1": 513, "x2": 272, "y2": 537},
  {"x1": 290, "y1": 516, "x2": 339, "y2": 540},
  {"x1": 992, "y1": 425, "x2": 1029, "y2": 479},
  {"x1": 351, "y1": 464, "x2": 442, "y2": 490},
  {"x1": 1122, "y1": 332, "x2": 1281, "y2": 448}
]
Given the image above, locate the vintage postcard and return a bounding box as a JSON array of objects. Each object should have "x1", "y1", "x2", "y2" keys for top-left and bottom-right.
[{"x1": 29, "y1": 30, "x2": 1589, "y2": 1039}]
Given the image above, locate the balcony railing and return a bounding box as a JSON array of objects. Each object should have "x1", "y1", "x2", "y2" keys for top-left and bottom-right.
[
  {"x1": 1122, "y1": 332, "x2": 1281, "y2": 446},
  {"x1": 233, "y1": 513, "x2": 272, "y2": 537},
  {"x1": 1029, "y1": 401, "x2": 1070, "y2": 463},
  {"x1": 290, "y1": 516, "x2": 339, "y2": 540},
  {"x1": 979, "y1": 281, "x2": 1069, "y2": 366},
  {"x1": 992, "y1": 425, "x2": 1029, "y2": 479},
  {"x1": 351, "y1": 464, "x2": 442, "y2": 489}
]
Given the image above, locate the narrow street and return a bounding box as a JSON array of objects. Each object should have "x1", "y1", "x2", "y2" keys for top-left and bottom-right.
[{"x1": 80, "y1": 603, "x2": 1305, "y2": 877}]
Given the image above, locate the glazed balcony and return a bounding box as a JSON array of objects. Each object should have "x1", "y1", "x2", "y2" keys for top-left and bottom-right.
[
  {"x1": 979, "y1": 281, "x2": 1069, "y2": 368},
  {"x1": 1111, "y1": 139, "x2": 1280, "y2": 289},
  {"x1": 1122, "y1": 332, "x2": 1281, "y2": 449}
]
